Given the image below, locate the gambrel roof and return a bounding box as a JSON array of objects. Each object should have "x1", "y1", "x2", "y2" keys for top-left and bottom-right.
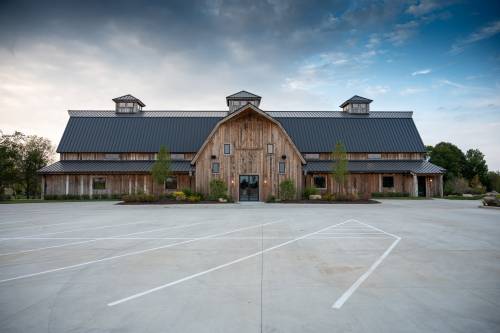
[{"x1": 57, "y1": 109, "x2": 426, "y2": 153}]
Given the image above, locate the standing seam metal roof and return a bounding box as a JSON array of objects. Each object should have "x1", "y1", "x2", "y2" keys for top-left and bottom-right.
[{"x1": 303, "y1": 160, "x2": 444, "y2": 174}]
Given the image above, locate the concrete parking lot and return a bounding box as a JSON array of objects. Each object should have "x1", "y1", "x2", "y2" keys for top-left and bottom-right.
[{"x1": 0, "y1": 199, "x2": 499, "y2": 333}]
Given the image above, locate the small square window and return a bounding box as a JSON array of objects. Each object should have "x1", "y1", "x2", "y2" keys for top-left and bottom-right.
[
  {"x1": 92, "y1": 177, "x2": 106, "y2": 190},
  {"x1": 165, "y1": 176, "x2": 177, "y2": 190},
  {"x1": 212, "y1": 162, "x2": 220, "y2": 174},
  {"x1": 382, "y1": 176, "x2": 394, "y2": 188},
  {"x1": 313, "y1": 175, "x2": 326, "y2": 189},
  {"x1": 267, "y1": 144, "x2": 274, "y2": 154},
  {"x1": 223, "y1": 144, "x2": 231, "y2": 155},
  {"x1": 278, "y1": 161, "x2": 286, "y2": 174}
]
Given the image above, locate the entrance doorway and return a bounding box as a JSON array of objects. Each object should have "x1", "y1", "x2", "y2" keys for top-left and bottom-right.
[
  {"x1": 417, "y1": 176, "x2": 427, "y2": 197},
  {"x1": 239, "y1": 175, "x2": 259, "y2": 201}
]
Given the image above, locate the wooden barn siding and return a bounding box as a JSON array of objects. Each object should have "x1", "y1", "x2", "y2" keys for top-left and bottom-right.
[
  {"x1": 304, "y1": 173, "x2": 441, "y2": 197},
  {"x1": 316, "y1": 153, "x2": 425, "y2": 160},
  {"x1": 195, "y1": 112, "x2": 303, "y2": 201},
  {"x1": 60, "y1": 153, "x2": 196, "y2": 160},
  {"x1": 44, "y1": 174, "x2": 193, "y2": 196}
]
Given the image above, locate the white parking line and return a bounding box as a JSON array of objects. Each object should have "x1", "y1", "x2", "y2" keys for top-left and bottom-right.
[
  {"x1": 0, "y1": 220, "x2": 284, "y2": 284},
  {"x1": 107, "y1": 219, "x2": 354, "y2": 307},
  {"x1": 332, "y1": 219, "x2": 401, "y2": 309},
  {"x1": 0, "y1": 219, "x2": 170, "y2": 240},
  {"x1": 0, "y1": 222, "x2": 203, "y2": 257},
  {"x1": 0, "y1": 236, "x2": 393, "y2": 241}
]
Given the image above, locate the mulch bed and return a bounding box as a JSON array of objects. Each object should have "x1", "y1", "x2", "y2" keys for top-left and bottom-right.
[
  {"x1": 267, "y1": 199, "x2": 380, "y2": 204},
  {"x1": 117, "y1": 200, "x2": 232, "y2": 205}
]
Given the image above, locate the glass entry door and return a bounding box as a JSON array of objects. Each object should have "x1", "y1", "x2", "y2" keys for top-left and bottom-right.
[{"x1": 239, "y1": 175, "x2": 259, "y2": 201}]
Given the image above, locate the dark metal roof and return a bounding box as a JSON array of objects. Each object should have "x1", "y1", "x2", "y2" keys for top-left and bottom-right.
[
  {"x1": 303, "y1": 160, "x2": 444, "y2": 174},
  {"x1": 57, "y1": 111, "x2": 425, "y2": 153},
  {"x1": 340, "y1": 95, "x2": 373, "y2": 108},
  {"x1": 68, "y1": 110, "x2": 413, "y2": 118},
  {"x1": 112, "y1": 94, "x2": 146, "y2": 107},
  {"x1": 38, "y1": 160, "x2": 194, "y2": 174},
  {"x1": 226, "y1": 91, "x2": 261, "y2": 99},
  {"x1": 276, "y1": 117, "x2": 425, "y2": 152}
]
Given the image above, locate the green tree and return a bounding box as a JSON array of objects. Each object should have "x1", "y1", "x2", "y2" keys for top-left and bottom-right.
[
  {"x1": 209, "y1": 179, "x2": 228, "y2": 200},
  {"x1": 463, "y1": 149, "x2": 488, "y2": 186},
  {"x1": 332, "y1": 141, "x2": 348, "y2": 193},
  {"x1": 429, "y1": 142, "x2": 466, "y2": 181},
  {"x1": 487, "y1": 171, "x2": 500, "y2": 192},
  {"x1": 279, "y1": 179, "x2": 296, "y2": 201},
  {"x1": 425, "y1": 145, "x2": 433, "y2": 159},
  {"x1": 22, "y1": 135, "x2": 54, "y2": 198},
  {"x1": 151, "y1": 146, "x2": 171, "y2": 186}
]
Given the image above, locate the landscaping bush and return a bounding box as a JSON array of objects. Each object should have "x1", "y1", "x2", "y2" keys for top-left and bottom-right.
[
  {"x1": 173, "y1": 191, "x2": 186, "y2": 201},
  {"x1": 266, "y1": 194, "x2": 276, "y2": 203},
  {"x1": 279, "y1": 179, "x2": 296, "y2": 201},
  {"x1": 444, "y1": 194, "x2": 484, "y2": 200},
  {"x1": 322, "y1": 193, "x2": 334, "y2": 201},
  {"x1": 372, "y1": 192, "x2": 410, "y2": 198},
  {"x1": 181, "y1": 188, "x2": 193, "y2": 197},
  {"x1": 187, "y1": 194, "x2": 202, "y2": 202},
  {"x1": 303, "y1": 186, "x2": 318, "y2": 199},
  {"x1": 209, "y1": 179, "x2": 227, "y2": 200}
]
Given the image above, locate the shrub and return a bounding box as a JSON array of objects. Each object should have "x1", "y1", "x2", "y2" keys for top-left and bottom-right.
[
  {"x1": 209, "y1": 179, "x2": 227, "y2": 200},
  {"x1": 187, "y1": 194, "x2": 202, "y2": 202},
  {"x1": 173, "y1": 191, "x2": 186, "y2": 201},
  {"x1": 303, "y1": 186, "x2": 318, "y2": 199},
  {"x1": 182, "y1": 188, "x2": 193, "y2": 197},
  {"x1": 371, "y1": 192, "x2": 410, "y2": 198},
  {"x1": 359, "y1": 192, "x2": 372, "y2": 201},
  {"x1": 266, "y1": 194, "x2": 276, "y2": 203},
  {"x1": 322, "y1": 193, "x2": 334, "y2": 201},
  {"x1": 122, "y1": 193, "x2": 158, "y2": 203},
  {"x1": 279, "y1": 179, "x2": 296, "y2": 201},
  {"x1": 444, "y1": 177, "x2": 470, "y2": 195}
]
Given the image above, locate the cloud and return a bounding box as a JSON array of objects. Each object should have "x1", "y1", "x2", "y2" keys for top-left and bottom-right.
[
  {"x1": 400, "y1": 87, "x2": 426, "y2": 96},
  {"x1": 385, "y1": 21, "x2": 420, "y2": 45},
  {"x1": 451, "y1": 20, "x2": 500, "y2": 54},
  {"x1": 411, "y1": 69, "x2": 432, "y2": 76},
  {"x1": 364, "y1": 85, "x2": 390, "y2": 96},
  {"x1": 407, "y1": 0, "x2": 447, "y2": 16}
]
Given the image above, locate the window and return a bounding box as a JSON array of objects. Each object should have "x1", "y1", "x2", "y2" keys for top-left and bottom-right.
[
  {"x1": 368, "y1": 153, "x2": 381, "y2": 159},
  {"x1": 104, "y1": 153, "x2": 120, "y2": 160},
  {"x1": 170, "y1": 153, "x2": 185, "y2": 160},
  {"x1": 383, "y1": 176, "x2": 394, "y2": 188},
  {"x1": 313, "y1": 175, "x2": 326, "y2": 189},
  {"x1": 165, "y1": 176, "x2": 177, "y2": 190},
  {"x1": 212, "y1": 162, "x2": 220, "y2": 174},
  {"x1": 92, "y1": 177, "x2": 106, "y2": 190},
  {"x1": 278, "y1": 161, "x2": 286, "y2": 174},
  {"x1": 267, "y1": 144, "x2": 274, "y2": 154},
  {"x1": 304, "y1": 153, "x2": 320, "y2": 160},
  {"x1": 223, "y1": 144, "x2": 231, "y2": 155}
]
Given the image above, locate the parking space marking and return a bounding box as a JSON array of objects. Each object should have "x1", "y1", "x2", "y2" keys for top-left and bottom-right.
[
  {"x1": 107, "y1": 219, "x2": 354, "y2": 307},
  {"x1": 332, "y1": 219, "x2": 401, "y2": 309},
  {"x1": 0, "y1": 222, "x2": 203, "y2": 257},
  {"x1": 0, "y1": 220, "x2": 283, "y2": 284}
]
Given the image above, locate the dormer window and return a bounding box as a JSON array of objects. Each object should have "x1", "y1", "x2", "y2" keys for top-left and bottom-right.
[
  {"x1": 113, "y1": 94, "x2": 146, "y2": 114},
  {"x1": 226, "y1": 90, "x2": 261, "y2": 113},
  {"x1": 340, "y1": 95, "x2": 372, "y2": 114}
]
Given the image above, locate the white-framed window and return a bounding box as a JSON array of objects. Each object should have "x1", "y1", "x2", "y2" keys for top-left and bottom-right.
[
  {"x1": 383, "y1": 176, "x2": 394, "y2": 188},
  {"x1": 104, "y1": 153, "x2": 120, "y2": 160},
  {"x1": 368, "y1": 153, "x2": 381, "y2": 159},
  {"x1": 171, "y1": 153, "x2": 185, "y2": 160},
  {"x1": 313, "y1": 175, "x2": 327, "y2": 189},
  {"x1": 304, "y1": 153, "x2": 320, "y2": 160},
  {"x1": 267, "y1": 144, "x2": 274, "y2": 154},
  {"x1": 212, "y1": 162, "x2": 220, "y2": 174},
  {"x1": 165, "y1": 176, "x2": 177, "y2": 190},
  {"x1": 223, "y1": 144, "x2": 231, "y2": 155},
  {"x1": 278, "y1": 161, "x2": 286, "y2": 174},
  {"x1": 92, "y1": 177, "x2": 106, "y2": 190}
]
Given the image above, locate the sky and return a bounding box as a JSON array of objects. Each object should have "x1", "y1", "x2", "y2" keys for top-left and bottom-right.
[{"x1": 1, "y1": 0, "x2": 499, "y2": 169}]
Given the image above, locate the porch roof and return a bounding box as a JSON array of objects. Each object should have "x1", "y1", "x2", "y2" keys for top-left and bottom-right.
[
  {"x1": 38, "y1": 160, "x2": 194, "y2": 174},
  {"x1": 303, "y1": 160, "x2": 445, "y2": 174}
]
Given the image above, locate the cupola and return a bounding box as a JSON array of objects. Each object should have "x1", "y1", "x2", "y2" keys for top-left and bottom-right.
[
  {"x1": 113, "y1": 94, "x2": 145, "y2": 113},
  {"x1": 226, "y1": 90, "x2": 261, "y2": 113},
  {"x1": 340, "y1": 95, "x2": 372, "y2": 114}
]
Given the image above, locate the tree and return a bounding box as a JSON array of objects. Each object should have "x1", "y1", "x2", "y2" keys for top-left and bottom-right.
[
  {"x1": 463, "y1": 149, "x2": 488, "y2": 186},
  {"x1": 425, "y1": 145, "x2": 433, "y2": 159},
  {"x1": 0, "y1": 131, "x2": 54, "y2": 199},
  {"x1": 209, "y1": 179, "x2": 228, "y2": 200},
  {"x1": 487, "y1": 171, "x2": 500, "y2": 192},
  {"x1": 429, "y1": 142, "x2": 466, "y2": 181},
  {"x1": 151, "y1": 146, "x2": 171, "y2": 186},
  {"x1": 332, "y1": 141, "x2": 348, "y2": 193}
]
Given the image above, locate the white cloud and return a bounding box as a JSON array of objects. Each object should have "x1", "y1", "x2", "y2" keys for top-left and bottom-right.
[
  {"x1": 385, "y1": 21, "x2": 420, "y2": 45},
  {"x1": 407, "y1": 0, "x2": 442, "y2": 16},
  {"x1": 451, "y1": 20, "x2": 500, "y2": 54},
  {"x1": 411, "y1": 69, "x2": 432, "y2": 76},
  {"x1": 400, "y1": 87, "x2": 426, "y2": 96},
  {"x1": 364, "y1": 85, "x2": 390, "y2": 96}
]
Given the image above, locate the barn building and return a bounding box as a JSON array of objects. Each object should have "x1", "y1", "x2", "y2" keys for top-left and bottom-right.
[{"x1": 38, "y1": 91, "x2": 444, "y2": 201}]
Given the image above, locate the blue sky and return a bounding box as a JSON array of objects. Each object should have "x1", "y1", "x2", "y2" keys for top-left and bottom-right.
[{"x1": 1, "y1": 0, "x2": 499, "y2": 168}]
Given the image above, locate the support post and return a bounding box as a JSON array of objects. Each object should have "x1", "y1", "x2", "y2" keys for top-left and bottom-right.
[
  {"x1": 80, "y1": 177, "x2": 84, "y2": 196},
  {"x1": 439, "y1": 174, "x2": 444, "y2": 198},
  {"x1": 65, "y1": 175, "x2": 69, "y2": 196},
  {"x1": 378, "y1": 174, "x2": 382, "y2": 193},
  {"x1": 89, "y1": 177, "x2": 93, "y2": 199},
  {"x1": 41, "y1": 175, "x2": 45, "y2": 200},
  {"x1": 135, "y1": 175, "x2": 138, "y2": 194},
  {"x1": 128, "y1": 178, "x2": 132, "y2": 195},
  {"x1": 143, "y1": 175, "x2": 147, "y2": 194},
  {"x1": 411, "y1": 173, "x2": 418, "y2": 197}
]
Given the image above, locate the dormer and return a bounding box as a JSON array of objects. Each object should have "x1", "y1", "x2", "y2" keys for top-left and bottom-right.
[
  {"x1": 226, "y1": 90, "x2": 261, "y2": 113},
  {"x1": 113, "y1": 94, "x2": 146, "y2": 113},
  {"x1": 340, "y1": 95, "x2": 372, "y2": 114}
]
